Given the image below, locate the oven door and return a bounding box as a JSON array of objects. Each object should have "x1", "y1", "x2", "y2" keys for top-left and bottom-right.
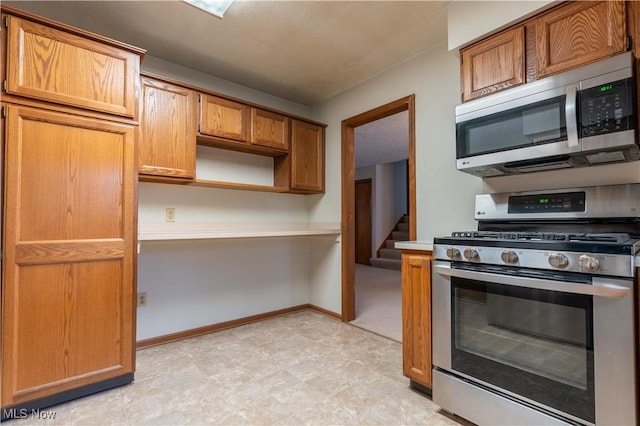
[{"x1": 432, "y1": 261, "x2": 636, "y2": 426}]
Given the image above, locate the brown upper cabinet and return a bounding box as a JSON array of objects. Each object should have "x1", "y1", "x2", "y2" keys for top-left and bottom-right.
[
  {"x1": 251, "y1": 108, "x2": 289, "y2": 151},
  {"x1": 461, "y1": 26, "x2": 525, "y2": 102},
  {"x1": 137, "y1": 75, "x2": 325, "y2": 193},
  {"x1": 139, "y1": 75, "x2": 197, "y2": 181},
  {"x1": 198, "y1": 93, "x2": 290, "y2": 156},
  {"x1": 4, "y1": 14, "x2": 141, "y2": 118},
  {"x1": 532, "y1": 0, "x2": 626, "y2": 80},
  {"x1": 460, "y1": 0, "x2": 628, "y2": 103},
  {"x1": 275, "y1": 119, "x2": 325, "y2": 193},
  {"x1": 199, "y1": 94, "x2": 249, "y2": 143}
]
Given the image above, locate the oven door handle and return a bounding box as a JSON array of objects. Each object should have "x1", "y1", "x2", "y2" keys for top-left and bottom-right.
[{"x1": 433, "y1": 263, "x2": 631, "y2": 298}]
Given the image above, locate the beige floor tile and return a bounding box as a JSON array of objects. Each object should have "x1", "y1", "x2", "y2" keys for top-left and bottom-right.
[{"x1": 4, "y1": 310, "x2": 465, "y2": 426}]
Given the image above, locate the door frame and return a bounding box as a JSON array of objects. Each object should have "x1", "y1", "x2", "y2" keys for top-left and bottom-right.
[{"x1": 341, "y1": 95, "x2": 416, "y2": 322}]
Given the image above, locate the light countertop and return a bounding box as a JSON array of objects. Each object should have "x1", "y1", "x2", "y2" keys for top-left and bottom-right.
[{"x1": 394, "y1": 241, "x2": 433, "y2": 252}]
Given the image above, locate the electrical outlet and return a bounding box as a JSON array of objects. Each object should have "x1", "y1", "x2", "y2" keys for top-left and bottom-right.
[
  {"x1": 165, "y1": 208, "x2": 175, "y2": 222},
  {"x1": 137, "y1": 292, "x2": 147, "y2": 308}
]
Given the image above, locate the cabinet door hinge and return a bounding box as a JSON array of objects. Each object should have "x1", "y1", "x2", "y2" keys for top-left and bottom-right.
[
  {"x1": 4, "y1": 16, "x2": 8, "y2": 28},
  {"x1": 197, "y1": 124, "x2": 201, "y2": 132},
  {"x1": 3, "y1": 80, "x2": 7, "y2": 92},
  {"x1": 627, "y1": 35, "x2": 632, "y2": 52},
  {"x1": 1, "y1": 106, "x2": 6, "y2": 119},
  {"x1": 197, "y1": 93, "x2": 201, "y2": 103}
]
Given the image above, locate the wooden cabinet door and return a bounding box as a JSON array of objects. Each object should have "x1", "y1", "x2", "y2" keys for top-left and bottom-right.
[
  {"x1": 250, "y1": 108, "x2": 289, "y2": 151},
  {"x1": 401, "y1": 253, "x2": 432, "y2": 388},
  {"x1": 4, "y1": 15, "x2": 140, "y2": 118},
  {"x1": 534, "y1": 0, "x2": 626, "y2": 78},
  {"x1": 461, "y1": 26, "x2": 525, "y2": 102},
  {"x1": 199, "y1": 94, "x2": 249, "y2": 142},
  {"x1": 1, "y1": 105, "x2": 136, "y2": 407},
  {"x1": 289, "y1": 119, "x2": 324, "y2": 192},
  {"x1": 139, "y1": 76, "x2": 196, "y2": 180}
]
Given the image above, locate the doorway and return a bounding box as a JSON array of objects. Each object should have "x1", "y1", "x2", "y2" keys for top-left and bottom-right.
[{"x1": 341, "y1": 95, "x2": 416, "y2": 322}]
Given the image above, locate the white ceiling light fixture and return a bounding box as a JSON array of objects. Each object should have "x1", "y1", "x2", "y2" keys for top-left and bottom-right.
[{"x1": 182, "y1": 0, "x2": 235, "y2": 19}]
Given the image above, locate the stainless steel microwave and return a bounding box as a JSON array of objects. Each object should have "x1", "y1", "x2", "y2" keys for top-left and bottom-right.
[{"x1": 455, "y1": 52, "x2": 639, "y2": 177}]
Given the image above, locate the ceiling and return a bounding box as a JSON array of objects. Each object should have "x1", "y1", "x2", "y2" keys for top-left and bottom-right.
[
  {"x1": 5, "y1": 0, "x2": 450, "y2": 106},
  {"x1": 5, "y1": 0, "x2": 448, "y2": 167},
  {"x1": 355, "y1": 111, "x2": 408, "y2": 168}
]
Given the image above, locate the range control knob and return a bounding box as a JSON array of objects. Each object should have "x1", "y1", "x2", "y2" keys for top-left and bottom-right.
[
  {"x1": 463, "y1": 248, "x2": 479, "y2": 261},
  {"x1": 446, "y1": 247, "x2": 461, "y2": 259},
  {"x1": 501, "y1": 250, "x2": 519, "y2": 264},
  {"x1": 548, "y1": 253, "x2": 569, "y2": 268},
  {"x1": 578, "y1": 254, "x2": 600, "y2": 272}
]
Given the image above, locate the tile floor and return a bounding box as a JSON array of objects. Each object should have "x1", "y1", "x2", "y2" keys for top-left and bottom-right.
[{"x1": 8, "y1": 310, "x2": 466, "y2": 425}]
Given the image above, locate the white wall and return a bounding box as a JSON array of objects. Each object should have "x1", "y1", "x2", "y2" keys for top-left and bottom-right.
[
  {"x1": 393, "y1": 160, "x2": 408, "y2": 221},
  {"x1": 375, "y1": 163, "x2": 396, "y2": 250},
  {"x1": 136, "y1": 56, "x2": 318, "y2": 340},
  {"x1": 308, "y1": 42, "x2": 483, "y2": 313},
  {"x1": 137, "y1": 238, "x2": 310, "y2": 340},
  {"x1": 447, "y1": 0, "x2": 556, "y2": 51},
  {"x1": 483, "y1": 161, "x2": 640, "y2": 194},
  {"x1": 141, "y1": 55, "x2": 310, "y2": 118},
  {"x1": 355, "y1": 163, "x2": 398, "y2": 258}
]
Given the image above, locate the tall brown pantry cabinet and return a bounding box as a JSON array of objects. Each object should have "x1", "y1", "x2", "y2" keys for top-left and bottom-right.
[{"x1": 1, "y1": 7, "x2": 144, "y2": 416}]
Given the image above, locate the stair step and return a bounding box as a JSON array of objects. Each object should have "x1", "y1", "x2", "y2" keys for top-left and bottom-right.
[
  {"x1": 386, "y1": 240, "x2": 398, "y2": 249},
  {"x1": 392, "y1": 231, "x2": 409, "y2": 241},
  {"x1": 379, "y1": 248, "x2": 402, "y2": 260},
  {"x1": 369, "y1": 257, "x2": 402, "y2": 271},
  {"x1": 397, "y1": 223, "x2": 409, "y2": 232},
  {"x1": 400, "y1": 215, "x2": 409, "y2": 223}
]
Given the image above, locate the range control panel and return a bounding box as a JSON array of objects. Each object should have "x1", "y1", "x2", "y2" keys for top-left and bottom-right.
[{"x1": 507, "y1": 191, "x2": 586, "y2": 214}]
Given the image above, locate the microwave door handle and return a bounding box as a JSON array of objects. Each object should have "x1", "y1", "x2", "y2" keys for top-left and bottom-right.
[{"x1": 565, "y1": 85, "x2": 579, "y2": 148}]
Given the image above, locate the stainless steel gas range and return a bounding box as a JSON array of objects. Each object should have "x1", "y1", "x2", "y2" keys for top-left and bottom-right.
[{"x1": 432, "y1": 184, "x2": 639, "y2": 426}]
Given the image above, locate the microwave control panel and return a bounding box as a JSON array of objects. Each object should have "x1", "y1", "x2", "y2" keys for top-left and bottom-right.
[{"x1": 580, "y1": 77, "x2": 635, "y2": 137}]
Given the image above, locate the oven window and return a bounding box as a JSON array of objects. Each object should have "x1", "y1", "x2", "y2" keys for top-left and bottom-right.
[{"x1": 452, "y1": 278, "x2": 594, "y2": 423}]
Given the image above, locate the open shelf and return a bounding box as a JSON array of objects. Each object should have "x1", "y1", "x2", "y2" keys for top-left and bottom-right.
[
  {"x1": 138, "y1": 222, "x2": 341, "y2": 241},
  {"x1": 187, "y1": 179, "x2": 290, "y2": 193}
]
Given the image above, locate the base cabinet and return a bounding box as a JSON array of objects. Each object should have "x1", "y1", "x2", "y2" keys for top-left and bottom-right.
[
  {"x1": 401, "y1": 252, "x2": 432, "y2": 388},
  {"x1": 1, "y1": 104, "x2": 137, "y2": 410},
  {"x1": 1, "y1": 6, "x2": 140, "y2": 415}
]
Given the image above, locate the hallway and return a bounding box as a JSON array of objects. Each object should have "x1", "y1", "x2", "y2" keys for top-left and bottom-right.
[{"x1": 349, "y1": 264, "x2": 402, "y2": 342}]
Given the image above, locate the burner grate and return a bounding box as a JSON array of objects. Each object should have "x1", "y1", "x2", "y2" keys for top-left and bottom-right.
[{"x1": 451, "y1": 231, "x2": 632, "y2": 244}]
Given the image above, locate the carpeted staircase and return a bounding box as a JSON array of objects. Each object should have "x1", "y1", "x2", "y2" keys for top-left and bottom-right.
[{"x1": 369, "y1": 215, "x2": 409, "y2": 271}]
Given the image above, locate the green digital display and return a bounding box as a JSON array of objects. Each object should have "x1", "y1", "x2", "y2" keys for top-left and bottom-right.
[
  {"x1": 539, "y1": 198, "x2": 549, "y2": 204},
  {"x1": 600, "y1": 84, "x2": 613, "y2": 92}
]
